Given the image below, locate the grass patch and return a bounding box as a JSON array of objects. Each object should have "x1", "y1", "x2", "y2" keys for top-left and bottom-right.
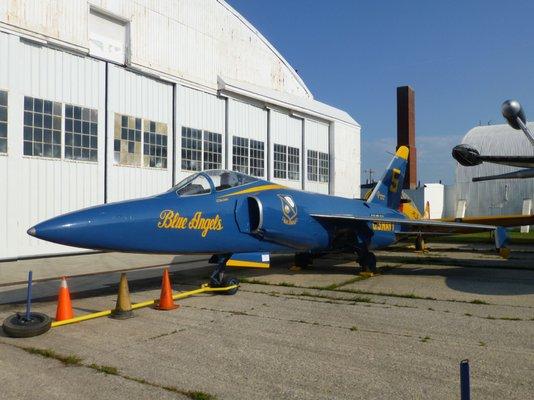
[
  {"x1": 427, "y1": 307, "x2": 435, "y2": 311},
  {"x1": 499, "y1": 316, "x2": 522, "y2": 321},
  {"x1": 420, "y1": 336, "x2": 431, "y2": 343},
  {"x1": 23, "y1": 347, "x2": 82, "y2": 366},
  {"x1": 89, "y1": 364, "x2": 119, "y2": 375},
  {"x1": 432, "y1": 230, "x2": 534, "y2": 245},
  {"x1": 486, "y1": 315, "x2": 496, "y2": 320},
  {"x1": 464, "y1": 313, "x2": 472, "y2": 317},
  {"x1": 15, "y1": 344, "x2": 217, "y2": 399},
  {"x1": 470, "y1": 299, "x2": 489, "y2": 305},
  {"x1": 350, "y1": 326, "x2": 358, "y2": 331},
  {"x1": 479, "y1": 341, "x2": 486, "y2": 347}
]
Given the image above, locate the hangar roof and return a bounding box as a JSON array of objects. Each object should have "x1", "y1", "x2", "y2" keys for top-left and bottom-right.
[{"x1": 457, "y1": 122, "x2": 534, "y2": 183}]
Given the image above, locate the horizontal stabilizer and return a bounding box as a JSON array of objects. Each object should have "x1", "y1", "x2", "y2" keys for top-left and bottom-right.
[{"x1": 226, "y1": 252, "x2": 270, "y2": 268}]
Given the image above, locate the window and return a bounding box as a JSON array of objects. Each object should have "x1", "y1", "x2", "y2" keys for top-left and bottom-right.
[
  {"x1": 250, "y1": 139, "x2": 264, "y2": 177},
  {"x1": 0, "y1": 90, "x2": 7, "y2": 153},
  {"x1": 288, "y1": 146, "x2": 300, "y2": 180},
  {"x1": 203, "y1": 131, "x2": 222, "y2": 170},
  {"x1": 307, "y1": 150, "x2": 329, "y2": 182},
  {"x1": 65, "y1": 105, "x2": 98, "y2": 162},
  {"x1": 274, "y1": 144, "x2": 287, "y2": 179},
  {"x1": 144, "y1": 120, "x2": 168, "y2": 168},
  {"x1": 232, "y1": 136, "x2": 249, "y2": 174},
  {"x1": 307, "y1": 150, "x2": 318, "y2": 181},
  {"x1": 205, "y1": 170, "x2": 258, "y2": 191},
  {"x1": 181, "y1": 127, "x2": 202, "y2": 171},
  {"x1": 319, "y1": 152, "x2": 329, "y2": 182},
  {"x1": 174, "y1": 174, "x2": 211, "y2": 196},
  {"x1": 114, "y1": 114, "x2": 141, "y2": 166},
  {"x1": 232, "y1": 136, "x2": 265, "y2": 177},
  {"x1": 23, "y1": 96, "x2": 61, "y2": 158}
]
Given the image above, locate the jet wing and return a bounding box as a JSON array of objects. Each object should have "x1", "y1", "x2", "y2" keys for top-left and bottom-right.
[
  {"x1": 310, "y1": 214, "x2": 499, "y2": 234},
  {"x1": 477, "y1": 156, "x2": 534, "y2": 168},
  {"x1": 438, "y1": 214, "x2": 534, "y2": 227}
]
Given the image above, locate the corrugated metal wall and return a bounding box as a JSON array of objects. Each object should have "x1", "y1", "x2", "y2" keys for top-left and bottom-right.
[
  {"x1": 107, "y1": 65, "x2": 173, "y2": 202},
  {"x1": 447, "y1": 124, "x2": 534, "y2": 218},
  {"x1": 175, "y1": 85, "x2": 226, "y2": 183},
  {"x1": 0, "y1": 32, "x2": 105, "y2": 258},
  {"x1": 270, "y1": 109, "x2": 303, "y2": 189},
  {"x1": 331, "y1": 121, "x2": 360, "y2": 198},
  {"x1": 0, "y1": 0, "x2": 311, "y2": 98},
  {"x1": 304, "y1": 118, "x2": 329, "y2": 194},
  {"x1": 228, "y1": 98, "x2": 268, "y2": 178}
]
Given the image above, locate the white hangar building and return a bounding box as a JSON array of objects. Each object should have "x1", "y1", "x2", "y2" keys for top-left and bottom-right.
[
  {"x1": 0, "y1": 0, "x2": 361, "y2": 260},
  {"x1": 443, "y1": 123, "x2": 534, "y2": 222}
]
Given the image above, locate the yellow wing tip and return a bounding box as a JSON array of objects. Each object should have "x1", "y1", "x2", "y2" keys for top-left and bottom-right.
[{"x1": 396, "y1": 146, "x2": 409, "y2": 160}]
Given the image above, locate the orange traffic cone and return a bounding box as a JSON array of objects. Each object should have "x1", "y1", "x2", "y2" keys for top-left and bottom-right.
[
  {"x1": 55, "y1": 276, "x2": 74, "y2": 321},
  {"x1": 155, "y1": 268, "x2": 178, "y2": 310}
]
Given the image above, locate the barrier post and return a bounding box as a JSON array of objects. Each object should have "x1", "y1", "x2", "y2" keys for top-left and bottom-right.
[
  {"x1": 460, "y1": 359, "x2": 470, "y2": 400},
  {"x1": 25, "y1": 271, "x2": 33, "y2": 321}
]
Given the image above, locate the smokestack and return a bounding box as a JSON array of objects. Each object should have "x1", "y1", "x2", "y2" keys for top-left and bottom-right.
[{"x1": 397, "y1": 86, "x2": 417, "y2": 189}]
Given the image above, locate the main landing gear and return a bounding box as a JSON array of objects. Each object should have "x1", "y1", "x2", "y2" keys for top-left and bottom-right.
[
  {"x1": 356, "y1": 249, "x2": 377, "y2": 273},
  {"x1": 209, "y1": 255, "x2": 239, "y2": 295}
]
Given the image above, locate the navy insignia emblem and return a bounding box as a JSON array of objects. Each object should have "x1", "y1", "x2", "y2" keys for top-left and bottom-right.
[{"x1": 278, "y1": 195, "x2": 298, "y2": 225}]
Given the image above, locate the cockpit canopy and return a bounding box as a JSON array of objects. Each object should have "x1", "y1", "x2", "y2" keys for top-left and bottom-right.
[{"x1": 170, "y1": 170, "x2": 259, "y2": 196}]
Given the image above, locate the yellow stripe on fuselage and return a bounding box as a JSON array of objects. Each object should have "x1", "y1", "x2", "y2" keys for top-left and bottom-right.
[
  {"x1": 217, "y1": 184, "x2": 286, "y2": 198},
  {"x1": 226, "y1": 260, "x2": 270, "y2": 268}
]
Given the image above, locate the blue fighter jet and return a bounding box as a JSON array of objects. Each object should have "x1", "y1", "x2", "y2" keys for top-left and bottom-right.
[{"x1": 28, "y1": 146, "x2": 508, "y2": 294}]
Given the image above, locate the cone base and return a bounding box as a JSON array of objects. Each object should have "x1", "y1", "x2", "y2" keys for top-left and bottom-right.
[
  {"x1": 155, "y1": 302, "x2": 179, "y2": 311},
  {"x1": 110, "y1": 309, "x2": 134, "y2": 319}
]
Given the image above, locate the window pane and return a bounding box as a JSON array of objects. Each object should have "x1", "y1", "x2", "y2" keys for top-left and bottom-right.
[
  {"x1": 307, "y1": 150, "x2": 318, "y2": 181},
  {"x1": 288, "y1": 146, "x2": 300, "y2": 180},
  {"x1": 23, "y1": 96, "x2": 61, "y2": 159},
  {"x1": 273, "y1": 143, "x2": 287, "y2": 179},
  {"x1": 143, "y1": 120, "x2": 167, "y2": 169},
  {"x1": 181, "y1": 126, "x2": 202, "y2": 171},
  {"x1": 319, "y1": 152, "x2": 329, "y2": 182},
  {"x1": 250, "y1": 139, "x2": 264, "y2": 177},
  {"x1": 65, "y1": 105, "x2": 98, "y2": 162},
  {"x1": 114, "y1": 113, "x2": 140, "y2": 166},
  {"x1": 203, "y1": 131, "x2": 222, "y2": 170},
  {"x1": 232, "y1": 136, "x2": 249, "y2": 174}
]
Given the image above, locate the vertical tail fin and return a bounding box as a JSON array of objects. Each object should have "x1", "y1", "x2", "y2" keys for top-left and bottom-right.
[{"x1": 366, "y1": 146, "x2": 409, "y2": 210}]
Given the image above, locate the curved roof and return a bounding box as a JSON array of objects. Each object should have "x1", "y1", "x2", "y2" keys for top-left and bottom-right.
[{"x1": 457, "y1": 123, "x2": 534, "y2": 183}]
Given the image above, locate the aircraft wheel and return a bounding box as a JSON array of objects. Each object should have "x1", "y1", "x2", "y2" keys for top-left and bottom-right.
[
  {"x1": 359, "y1": 252, "x2": 377, "y2": 273},
  {"x1": 294, "y1": 253, "x2": 312, "y2": 268},
  {"x1": 415, "y1": 236, "x2": 425, "y2": 251},
  {"x1": 2, "y1": 312, "x2": 52, "y2": 338},
  {"x1": 221, "y1": 276, "x2": 239, "y2": 295}
]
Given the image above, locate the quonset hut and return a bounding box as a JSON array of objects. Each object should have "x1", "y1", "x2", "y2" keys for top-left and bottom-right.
[
  {"x1": 0, "y1": 1, "x2": 361, "y2": 259},
  {"x1": 444, "y1": 123, "x2": 534, "y2": 220}
]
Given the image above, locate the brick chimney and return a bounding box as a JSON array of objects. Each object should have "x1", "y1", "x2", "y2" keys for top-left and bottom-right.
[{"x1": 396, "y1": 86, "x2": 417, "y2": 189}]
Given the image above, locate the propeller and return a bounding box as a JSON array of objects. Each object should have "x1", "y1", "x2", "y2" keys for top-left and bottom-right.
[{"x1": 501, "y1": 99, "x2": 534, "y2": 145}]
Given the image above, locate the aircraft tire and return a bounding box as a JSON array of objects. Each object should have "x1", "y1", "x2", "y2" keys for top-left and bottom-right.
[
  {"x1": 221, "y1": 277, "x2": 240, "y2": 295},
  {"x1": 2, "y1": 312, "x2": 52, "y2": 338},
  {"x1": 359, "y1": 252, "x2": 377, "y2": 273},
  {"x1": 294, "y1": 253, "x2": 312, "y2": 268}
]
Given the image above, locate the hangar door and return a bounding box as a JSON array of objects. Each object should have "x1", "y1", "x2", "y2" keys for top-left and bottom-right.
[
  {"x1": 107, "y1": 65, "x2": 173, "y2": 202},
  {"x1": 228, "y1": 99, "x2": 267, "y2": 179},
  {"x1": 175, "y1": 85, "x2": 226, "y2": 184},
  {"x1": 305, "y1": 118, "x2": 330, "y2": 194},
  {"x1": 270, "y1": 110, "x2": 303, "y2": 189},
  {"x1": 0, "y1": 32, "x2": 106, "y2": 259}
]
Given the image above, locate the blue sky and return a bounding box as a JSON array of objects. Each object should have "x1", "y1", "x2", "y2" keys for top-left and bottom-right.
[{"x1": 227, "y1": 0, "x2": 534, "y2": 184}]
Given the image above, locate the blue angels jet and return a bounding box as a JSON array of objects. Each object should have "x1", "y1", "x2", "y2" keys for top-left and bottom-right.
[{"x1": 28, "y1": 146, "x2": 508, "y2": 294}]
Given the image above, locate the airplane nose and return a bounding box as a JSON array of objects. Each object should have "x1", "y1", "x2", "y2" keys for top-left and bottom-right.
[{"x1": 26, "y1": 199, "x2": 156, "y2": 250}]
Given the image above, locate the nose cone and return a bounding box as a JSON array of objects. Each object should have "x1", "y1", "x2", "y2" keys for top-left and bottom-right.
[{"x1": 27, "y1": 198, "x2": 158, "y2": 251}]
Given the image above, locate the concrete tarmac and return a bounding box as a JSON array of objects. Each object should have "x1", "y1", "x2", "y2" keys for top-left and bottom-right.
[{"x1": 0, "y1": 244, "x2": 533, "y2": 399}]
